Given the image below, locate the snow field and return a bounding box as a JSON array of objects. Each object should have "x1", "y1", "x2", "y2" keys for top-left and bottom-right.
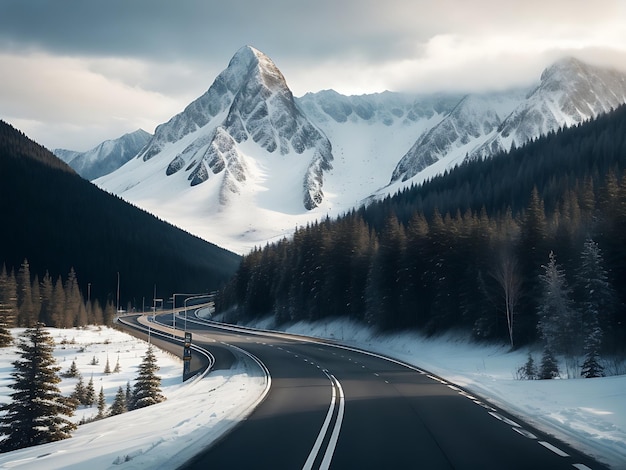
[{"x1": 0, "y1": 325, "x2": 267, "y2": 470}]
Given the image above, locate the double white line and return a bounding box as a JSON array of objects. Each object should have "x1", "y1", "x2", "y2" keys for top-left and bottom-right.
[{"x1": 303, "y1": 370, "x2": 345, "y2": 470}]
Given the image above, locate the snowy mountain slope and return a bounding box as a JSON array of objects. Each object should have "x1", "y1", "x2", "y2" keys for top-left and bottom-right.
[
  {"x1": 296, "y1": 90, "x2": 462, "y2": 208},
  {"x1": 54, "y1": 129, "x2": 151, "y2": 180},
  {"x1": 391, "y1": 58, "x2": 626, "y2": 183},
  {"x1": 95, "y1": 50, "x2": 626, "y2": 254},
  {"x1": 390, "y1": 91, "x2": 526, "y2": 182},
  {"x1": 468, "y1": 57, "x2": 626, "y2": 161},
  {"x1": 108, "y1": 45, "x2": 333, "y2": 212}
]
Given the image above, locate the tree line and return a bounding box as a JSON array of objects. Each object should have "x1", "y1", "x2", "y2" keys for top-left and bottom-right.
[
  {"x1": 0, "y1": 260, "x2": 115, "y2": 346},
  {"x1": 220, "y1": 104, "x2": 626, "y2": 355}
]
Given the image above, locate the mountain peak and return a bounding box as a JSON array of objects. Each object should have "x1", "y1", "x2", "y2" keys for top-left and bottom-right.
[
  {"x1": 110, "y1": 46, "x2": 333, "y2": 212},
  {"x1": 541, "y1": 56, "x2": 587, "y2": 80}
]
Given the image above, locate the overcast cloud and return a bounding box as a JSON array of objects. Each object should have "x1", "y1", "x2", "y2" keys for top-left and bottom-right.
[{"x1": 1, "y1": 0, "x2": 625, "y2": 150}]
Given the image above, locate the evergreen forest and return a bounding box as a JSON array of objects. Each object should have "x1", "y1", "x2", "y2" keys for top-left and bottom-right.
[
  {"x1": 220, "y1": 104, "x2": 626, "y2": 354},
  {"x1": 0, "y1": 120, "x2": 241, "y2": 313}
]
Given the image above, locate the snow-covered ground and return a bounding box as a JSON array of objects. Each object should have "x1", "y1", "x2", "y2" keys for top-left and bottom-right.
[
  {"x1": 0, "y1": 326, "x2": 267, "y2": 470},
  {"x1": 0, "y1": 319, "x2": 624, "y2": 469}
]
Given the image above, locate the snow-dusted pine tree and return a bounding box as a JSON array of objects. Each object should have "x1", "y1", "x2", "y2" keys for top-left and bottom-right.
[
  {"x1": 0, "y1": 323, "x2": 76, "y2": 451},
  {"x1": 537, "y1": 251, "x2": 580, "y2": 356},
  {"x1": 581, "y1": 325, "x2": 605, "y2": 378},
  {"x1": 103, "y1": 356, "x2": 111, "y2": 374},
  {"x1": 110, "y1": 386, "x2": 127, "y2": 416},
  {"x1": 85, "y1": 375, "x2": 96, "y2": 407},
  {"x1": 113, "y1": 355, "x2": 121, "y2": 373},
  {"x1": 125, "y1": 380, "x2": 133, "y2": 410},
  {"x1": 517, "y1": 352, "x2": 538, "y2": 380},
  {"x1": 132, "y1": 346, "x2": 165, "y2": 409},
  {"x1": 61, "y1": 359, "x2": 80, "y2": 378},
  {"x1": 539, "y1": 346, "x2": 560, "y2": 379},
  {"x1": 96, "y1": 386, "x2": 106, "y2": 419},
  {"x1": 576, "y1": 238, "x2": 616, "y2": 351},
  {"x1": 71, "y1": 374, "x2": 87, "y2": 405}
]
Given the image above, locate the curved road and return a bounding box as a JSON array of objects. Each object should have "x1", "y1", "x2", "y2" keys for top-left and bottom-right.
[{"x1": 121, "y1": 314, "x2": 608, "y2": 470}]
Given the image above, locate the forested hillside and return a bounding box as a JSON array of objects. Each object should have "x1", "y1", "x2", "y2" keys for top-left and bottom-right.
[
  {"x1": 221, "y1": 105, "x2": 626, "y2": 353},
  {"x1": 0, "y1": 120, "x2": 240, "y2": 315}
]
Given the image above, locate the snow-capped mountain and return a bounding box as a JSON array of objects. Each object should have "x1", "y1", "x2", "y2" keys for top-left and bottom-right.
[
  {"x1": 391, "y1": 58, "x2": 626, "y2": 183},
  {"x1": 390, "y1": 92, "x2": 526, "y2": 181},
  {"x1": 54, "y1": 129, "x2": 151, "y2": 180},
  {"x1": 95, "y1": 48, "x2": 626, "y2": 254},
  {"x1": 128, "y1": 45, "x2": 333, "y2": 210}
]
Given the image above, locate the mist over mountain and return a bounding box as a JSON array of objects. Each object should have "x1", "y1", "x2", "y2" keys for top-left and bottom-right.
[{"x1": 92, "y1": 47, "x2": 626, "y2": 254}]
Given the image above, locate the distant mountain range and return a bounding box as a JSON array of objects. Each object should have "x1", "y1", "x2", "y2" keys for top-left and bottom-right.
[
  {"x1": 60, "y1": 46, "x2": 626, "y2": 253},
  {"x1": 54, "y1": 129, "x2": 151, "y2": 180}
]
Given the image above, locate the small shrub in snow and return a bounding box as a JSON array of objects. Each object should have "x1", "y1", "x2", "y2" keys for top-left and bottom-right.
[{"x1": 516, "y1": 352, "x2": 538, "y2": 380}]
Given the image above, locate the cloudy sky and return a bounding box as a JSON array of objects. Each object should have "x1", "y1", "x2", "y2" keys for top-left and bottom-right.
[{"x1": 1, "y1": 0, "x2": 625, "y2": 151}]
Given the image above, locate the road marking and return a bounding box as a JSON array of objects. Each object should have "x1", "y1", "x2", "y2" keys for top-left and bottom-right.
[
  {"x1": 473, "y1": 400, "x2": 496, "y2": 412},
  {"x1": 303, "y1": 371, "x2": 345, "y2": 470},
  {"x1": 320, "y1": 374, "x2": 345, "y2": 470},
  {"x1": 512, "y1": 427, "x2": 537, "y2": 439},
  {"x1": 427, "y1": 375, "x2": 448, "y2": 384},
  {"x1": 488, "y1": 411, "x2": 521, "y2": 428},
  {"x1": 538, "y1": 441, "x2": 569, "y2": 457},
  {"x1": 374, "y1": 373, "x2": 379, "y2": 377},
  {"x1": 447, "y1": 384, "x2": 461, "y2": 391}
]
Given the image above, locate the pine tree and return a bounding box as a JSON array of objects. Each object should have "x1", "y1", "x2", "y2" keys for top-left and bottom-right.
[
  {"x1": 539, "y1": 346, "x2": 560, "y2": 379},
  {"x1": 92, "y1": 301, "x2": 104, "y2": 325},
  {"x1": 16, "y1": 259, "x2": 35, "y2": 327},
  {"x1": 85, "y1": 375, "x2": 96, "y2": 407},
  {"x1": 132, "y1": 346, "x2": 165, "y2": 409},
  {"x1": 517, "y1": 352, "x2": 538, "y2": 380},
  {"x1": 96, "y1": 386, "x2": 106, "y2": 419},
  {"x1": 39, "y1": 271, "x2": 54, "y2": 326},
  {"x1": 61, "y1": 360, "x2": 80, "y2": 378},
  {"x1": 50, "y1": 275, "x2": 66, "y2": 328},
  {"x1": 72, "y1": 374, "x2": 87, "y2": 406},
  {"x1": 125, "y1": 380, "x2": 133, "y2": 411},
  {"x1": 64, "y1": 268, "x2": 82, "y2": 328},
  {"x1": 109, "y1": 386, "x2": 127, "y2": 416},
  {"x1": 113, "y1": 355, "x2": 121, "y2": 373},
  {"x1": 581, "y1": 325, "x2": 605, "y2": 378},
  {"x1": 517, "y1": 187, "x2": 549, "y2": 344},
  {"x1": 0, "y1": 323, "x2": 76, "y2": 451},
  {"x1": 31, "y1": 274, "x2": 41, "y2": 325},
  {"x1": 537, "y1": 252, "x2": 580, "y2": 356},
  {"x1": 576, "y1": 238, "x2": 617, "y2": 352},
  {"x1": 103, "y1": 356, "x2": 111, "y2": 374},
  {"x1": 0, "y1": 265, "x2": 18, "y2": 343}
]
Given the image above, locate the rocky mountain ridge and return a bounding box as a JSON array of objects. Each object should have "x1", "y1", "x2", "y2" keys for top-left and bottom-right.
[
  {"x1": 90, "y1": 48, "x2": 626, "y2": 253},
  {"x1": 54, "y1": 129, "x2": 151, "y2": 181}
]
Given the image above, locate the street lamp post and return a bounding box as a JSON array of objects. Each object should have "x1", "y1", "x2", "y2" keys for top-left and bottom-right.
[
  {"x1": 183, "y1": 293, "x2": 214, "y2": 334},
  {"x1": 151, "y1": 298, "x2": 163, "y2": 345}
]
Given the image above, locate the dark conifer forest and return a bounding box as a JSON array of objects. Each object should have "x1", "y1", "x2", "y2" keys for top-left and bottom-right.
[
  {"x1": 0, "y1": 120, "x2": 240, "y2": 317},
  {"x1": 221, "y1": 104, "x2": 626, "y2": 352}
]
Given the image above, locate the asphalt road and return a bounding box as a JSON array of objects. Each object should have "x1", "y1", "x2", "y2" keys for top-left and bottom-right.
[{"x1": 169, "y1": 317, "x2": 608, "y2": 470}]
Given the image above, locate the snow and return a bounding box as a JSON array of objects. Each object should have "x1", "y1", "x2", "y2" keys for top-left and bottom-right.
[
  {"x1": 0, "y1": 325, "x2": 267, "y2": 470},
  {"x1": 1, "y1": 318, "x2": 624, "y2": 469}
]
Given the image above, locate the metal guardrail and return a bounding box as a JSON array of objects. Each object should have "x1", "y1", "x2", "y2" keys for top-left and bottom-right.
[{"x1": 116, "y1": 315, "x2": 215, "y2": 383}]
